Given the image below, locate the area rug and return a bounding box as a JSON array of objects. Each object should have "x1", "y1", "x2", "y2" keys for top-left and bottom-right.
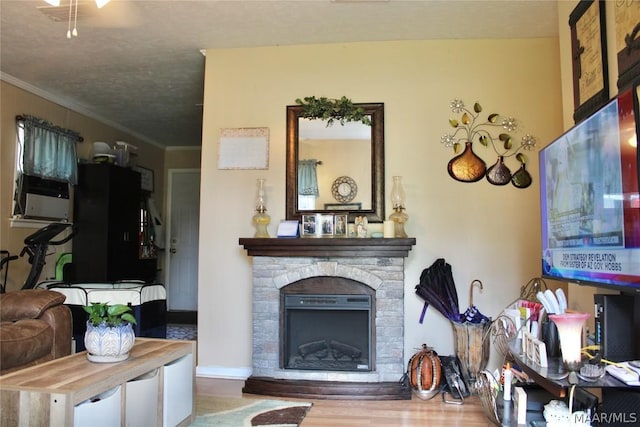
[
  {"x1": 190, "y1": 396, "x2": 312, "y2": 427},
  {"x1": 166, "y1": 323, "x2": 197, "y2": 340}
]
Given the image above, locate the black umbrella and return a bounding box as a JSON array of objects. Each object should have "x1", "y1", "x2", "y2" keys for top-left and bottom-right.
[
  {"x1": 415, "y1": 258, "x2": 462, "y2": 323},
  {"x1": 416, "y1": 259, "x2": 489, "y2": 324}
]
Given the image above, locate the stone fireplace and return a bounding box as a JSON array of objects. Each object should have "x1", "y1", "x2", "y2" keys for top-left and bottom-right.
[{"x1": 239, "y1": 238, "x2": 416, "y2": 399}]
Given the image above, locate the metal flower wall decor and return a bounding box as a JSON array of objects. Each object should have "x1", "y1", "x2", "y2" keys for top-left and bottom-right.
[{"x1": 441, "y1": 99, "x2": 537, "y2": 188}]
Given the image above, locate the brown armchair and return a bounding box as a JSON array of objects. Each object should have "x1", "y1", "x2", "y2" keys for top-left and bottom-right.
[{"x1": 0, "y1": 289, "x2": 72, "y2": 375}]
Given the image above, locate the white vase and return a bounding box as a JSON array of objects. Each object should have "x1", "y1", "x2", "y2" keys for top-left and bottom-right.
[{"x1": 84, "y1": 321, "x2": 135, "y2": 363}]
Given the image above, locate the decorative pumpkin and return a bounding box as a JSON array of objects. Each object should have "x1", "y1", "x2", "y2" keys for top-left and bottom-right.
[{"x1": 406, "y1": 344, "x2": 442, "y2": 399}]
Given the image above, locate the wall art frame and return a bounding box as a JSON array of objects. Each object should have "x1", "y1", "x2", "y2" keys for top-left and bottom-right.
[
  {"x1": 217, "y1": 127, "x2": 269, "y2": 170},
  {"x1": 132, "y1": 166, "x2": 154, "y2": 192},
  {"x1": 614, "y1": 1, "x2": 640, "y2": 91},
  {"x1": 323, "y1": 202, "x2": 362, "y2": 211},
  {"x1": 569, "y1": 0, "x2": 609, "y2": 123}
]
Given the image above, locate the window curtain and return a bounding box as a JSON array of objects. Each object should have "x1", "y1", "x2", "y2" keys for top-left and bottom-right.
[
  {"x1": 298, "y1": 159, "x2": 319, "y2": 196},
  {"x1": 20, "y1": 115, "x2": 79, "y2": 185}
]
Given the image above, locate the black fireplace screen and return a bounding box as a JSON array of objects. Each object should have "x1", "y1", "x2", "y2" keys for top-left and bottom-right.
[{"x1": 283, "y1": 294, "x2": 372, "y2": 371}]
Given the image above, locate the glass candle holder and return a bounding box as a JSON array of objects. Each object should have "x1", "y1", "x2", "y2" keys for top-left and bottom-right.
[
  {"x1": 252, "y1": 178, "x2": 270, "y2": 238},
  {"x1": 389, "y1": 176, "x2": 408, "y2": 238},
  {"x1": 548, "y1": 312, "x2": 589, "y2": 384},
  {"x1": 390, "y1": 176, "x2": 406, "y2": 211}
]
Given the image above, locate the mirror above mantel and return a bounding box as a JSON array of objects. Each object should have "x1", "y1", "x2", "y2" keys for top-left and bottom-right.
[{"x1": 285, "y1": 102, "x2": 385, "y2": 223}]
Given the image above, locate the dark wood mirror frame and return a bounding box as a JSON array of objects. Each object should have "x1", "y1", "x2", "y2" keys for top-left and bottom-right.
[{"x1": 286, "y1": 102, "x2": 385, "y2": 223}]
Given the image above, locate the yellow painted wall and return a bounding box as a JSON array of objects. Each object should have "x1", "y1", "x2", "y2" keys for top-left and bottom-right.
[{"x1": 198, "y1": 38, "x2": 563, "y2": 377}]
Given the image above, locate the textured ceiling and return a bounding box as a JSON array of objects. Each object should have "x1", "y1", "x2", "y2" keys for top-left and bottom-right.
[{"x1": 0, "y1": 0, "x2": 558, "y2": 148}]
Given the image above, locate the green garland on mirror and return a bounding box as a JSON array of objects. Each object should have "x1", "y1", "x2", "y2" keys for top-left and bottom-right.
[{"x1": 295, "y1": 96, "x2": 372, "y2": 126}]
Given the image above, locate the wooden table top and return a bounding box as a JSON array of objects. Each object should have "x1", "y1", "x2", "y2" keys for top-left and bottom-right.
[{"x1": 0, "y1": 338, "x2": 195, "y2": 402}]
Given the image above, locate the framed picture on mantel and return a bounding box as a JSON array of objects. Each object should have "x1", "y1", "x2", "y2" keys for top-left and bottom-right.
[{"x1": 569, "y1": 0, "x2": 609, "y2": 123}]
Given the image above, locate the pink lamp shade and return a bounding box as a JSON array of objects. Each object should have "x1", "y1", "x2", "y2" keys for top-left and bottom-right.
[{"x1": 548, "y1": 312, "x2": 589, "y2": 369}]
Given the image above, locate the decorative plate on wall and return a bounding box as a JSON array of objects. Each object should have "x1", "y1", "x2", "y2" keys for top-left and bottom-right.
[{"x1": 331, "y1": 176, "x2": 358, "y2": 203}]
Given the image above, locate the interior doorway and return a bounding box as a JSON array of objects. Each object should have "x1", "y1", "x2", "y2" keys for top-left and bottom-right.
[{"x1": 165, "y1": 169, "x2": 200, "y2": 316}]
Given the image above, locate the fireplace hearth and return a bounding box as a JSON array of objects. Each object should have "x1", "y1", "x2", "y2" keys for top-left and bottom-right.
[{"x1": 239, "y1": 237, "x2": 416, "y2": 399}]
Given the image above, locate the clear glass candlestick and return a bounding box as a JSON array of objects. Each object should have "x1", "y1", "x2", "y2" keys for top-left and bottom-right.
[{"x1": 549, "y1": 312, "x2": 589, "y2": 384}]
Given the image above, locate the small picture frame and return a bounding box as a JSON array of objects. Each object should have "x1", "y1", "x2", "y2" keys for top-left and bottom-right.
[
  {"x1": 301, "y1": 214, "x2": 318, "y2": 237},
  {"x1": 277, "y1": 220, "x2": 300, "y2": 238},
  {"x1": 334, "y1": 214, "x2": 348, "y2": 237},
  {"x1": 318, "y1": 214, "x2": 335, "y2": 236},
  {"x1": 523, "y1": 331, "x2": 535, "y2": 363},
  {"x1": 534, "y1": 339, "x2": 548, "y2": 368}
]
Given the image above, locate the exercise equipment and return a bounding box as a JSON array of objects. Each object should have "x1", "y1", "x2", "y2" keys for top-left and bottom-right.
[
  {"x1": 21, "y1": 223, "x2": 75, "y2": 290},
  {"x1": 0, "y1": 250, "x2": 19, "y2": 293}
]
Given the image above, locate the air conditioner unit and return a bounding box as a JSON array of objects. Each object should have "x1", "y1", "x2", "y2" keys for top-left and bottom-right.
[{"x1": 14, "y1": 174, "x2": 70, "y2": 221}]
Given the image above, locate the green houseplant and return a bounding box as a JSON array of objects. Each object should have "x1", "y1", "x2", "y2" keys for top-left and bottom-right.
[
  {"x1": 84, "y1": 302, "x2": 137, "y2": 327},
  {"x1": 295, "y1": 96, "x2": 372, "y2": 126},
  {"x1": 83, "y1": 302, "x2": 137, "y2": 363}
]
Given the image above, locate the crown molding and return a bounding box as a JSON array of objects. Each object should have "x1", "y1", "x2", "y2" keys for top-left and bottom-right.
[{"x1": 1, "y1": 72, "x2": 165, "y2": 150}]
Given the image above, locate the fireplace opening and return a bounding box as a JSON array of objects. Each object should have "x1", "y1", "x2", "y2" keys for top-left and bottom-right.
[{"x1": 283, "y1": 294, "x2": 372, "y2": 371}]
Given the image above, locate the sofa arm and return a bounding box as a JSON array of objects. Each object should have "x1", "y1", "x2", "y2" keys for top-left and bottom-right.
[
  {"x1": 38, "y1": 303, "x2": 72, "y2": 358},
  {"x1": 0, "y1": 290, "x2": 66, "y2": 321}
]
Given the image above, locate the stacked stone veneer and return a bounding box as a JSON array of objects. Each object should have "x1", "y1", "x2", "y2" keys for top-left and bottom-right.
[{"x1": 252, "y1": 256, "x2": 406, "y2": 383}]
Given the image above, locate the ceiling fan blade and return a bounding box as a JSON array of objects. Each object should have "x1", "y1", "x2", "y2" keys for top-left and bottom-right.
[
  {"x1": 87, "y1": 0, "x2": 142, "y2": 28},
  {"x1": 38, "y1": 0, "x2": 142, "y2": 28}
]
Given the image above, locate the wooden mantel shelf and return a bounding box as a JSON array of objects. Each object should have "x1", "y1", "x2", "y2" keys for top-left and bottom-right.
[{"x1": 238, "y1": 237, "x2": 416, "y2": 258}]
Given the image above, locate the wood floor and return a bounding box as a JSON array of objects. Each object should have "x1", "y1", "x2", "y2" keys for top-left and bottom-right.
[{"x1": 249, "y1": 393, "x2": 495, "y2": 426}]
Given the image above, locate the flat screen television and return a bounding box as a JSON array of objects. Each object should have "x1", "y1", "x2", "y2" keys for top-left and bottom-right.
[{"x1": 539, "y1": 87, "x2": 640, "y2": 292}]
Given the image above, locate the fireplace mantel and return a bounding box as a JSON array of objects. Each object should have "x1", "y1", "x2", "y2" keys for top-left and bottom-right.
[
  {"x1": 240, "y1": 236, "x2": 416, "y2": 399},
  {"x1": 238, "y1": 237, "x2": 416, "y2": 258}
]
